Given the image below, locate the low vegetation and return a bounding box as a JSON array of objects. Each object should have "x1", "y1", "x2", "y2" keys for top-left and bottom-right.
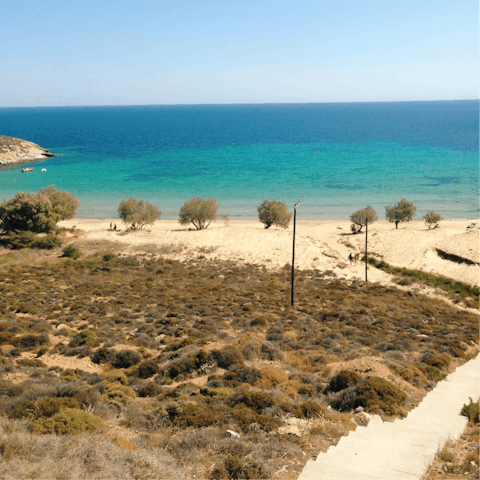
[
  {"x1": 364, "y1": 256, "x2": 479, "y2": 307},
  {"x1": 0, "y1": 252, "x2": 477, "y2": 478}
]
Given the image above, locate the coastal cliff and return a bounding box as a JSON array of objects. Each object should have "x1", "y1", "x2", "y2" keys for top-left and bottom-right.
[{"x1": 0, "y1": 135, "x2": 57, "y2": 166}]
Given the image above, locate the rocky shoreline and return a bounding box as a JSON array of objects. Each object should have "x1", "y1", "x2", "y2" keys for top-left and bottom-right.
[{"x1": 0, "y1": 135, "x2": 58, "y2": 166}]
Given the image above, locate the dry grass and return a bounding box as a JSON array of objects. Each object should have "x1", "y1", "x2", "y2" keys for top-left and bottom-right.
[{"x1": 0, "y1": 252, "x2": 478, "y2": 478}]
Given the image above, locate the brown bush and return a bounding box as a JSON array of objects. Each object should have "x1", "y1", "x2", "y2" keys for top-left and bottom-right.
[
  {"x1": 211, "y1": 454, "x2": 268, "y2": 479},
  {"x1": 327, "y1": 370, "x2": 362, "y2": 392},
  {"x1": 227, "y1": 391, "x2": 276, "y2": 414},
  {"x1": 255, "y1": 366, "x2": 288, "y2": 389},
  {"x1": 212, "y1": 346, "x2": 244, "y2": 369},
  {"x1": 333, "y1": 376, "x2": 407, "y2": 416}
]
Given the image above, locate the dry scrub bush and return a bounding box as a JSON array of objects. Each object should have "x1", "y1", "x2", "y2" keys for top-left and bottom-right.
[{"x1": 333, "y1": 376, "x2": 407, "y2": 416}]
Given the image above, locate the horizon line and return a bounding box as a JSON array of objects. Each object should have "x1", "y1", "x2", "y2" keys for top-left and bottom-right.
[{"x1": 0, "y1": 99, "x2": 478, "y2": 109}]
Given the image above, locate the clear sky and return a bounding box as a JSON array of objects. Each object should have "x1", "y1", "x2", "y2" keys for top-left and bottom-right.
[{"x1": 1, "y1": 0, "x2": 478, "y2": 106}]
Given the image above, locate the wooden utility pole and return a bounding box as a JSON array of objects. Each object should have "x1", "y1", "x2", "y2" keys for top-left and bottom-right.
[
  {"x1": 291, "y1": 201, "x2": 300, "y2": 306},
  {"x1": 365, "y1": 218, "x2": 368, "y2": 282}
]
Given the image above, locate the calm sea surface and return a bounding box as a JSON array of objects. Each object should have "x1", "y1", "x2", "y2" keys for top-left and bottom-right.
[{"x1": 0, "y1": 101, "x2": 478, "y2": 220}]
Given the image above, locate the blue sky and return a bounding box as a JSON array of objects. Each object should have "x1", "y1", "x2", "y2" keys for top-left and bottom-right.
[{"x1": 1, "y1": 0, "x2": 478, "y2": 106}]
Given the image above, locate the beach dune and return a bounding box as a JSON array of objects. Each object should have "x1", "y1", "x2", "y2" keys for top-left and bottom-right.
[{"x1": 59, "y1": 219, "x2": 479, "y2": 288}]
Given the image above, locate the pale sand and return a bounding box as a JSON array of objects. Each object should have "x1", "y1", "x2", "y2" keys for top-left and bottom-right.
[{"x1": 58, "y1": 219, "x2": 479, "y2": 288}]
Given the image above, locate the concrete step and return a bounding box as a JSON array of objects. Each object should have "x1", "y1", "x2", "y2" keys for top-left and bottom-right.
[
  {"x1": 298, "y1": 460, "x2": 391, "y2": 480},
  {"x1": 310, "y1": 452, "x2": 429, "y2": 479},
  {"x1": 298, "y1": 355, "x2": 479, "y2": 480}
]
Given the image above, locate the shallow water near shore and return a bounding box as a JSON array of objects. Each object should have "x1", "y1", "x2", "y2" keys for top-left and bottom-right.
[{"x1": 0, "y1": 101, "x2": 478, "y2": 220}]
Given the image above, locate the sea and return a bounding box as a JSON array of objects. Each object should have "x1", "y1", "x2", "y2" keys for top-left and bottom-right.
[{"x1": 0, "y1": 101, "x2": 478, "y2": 220}]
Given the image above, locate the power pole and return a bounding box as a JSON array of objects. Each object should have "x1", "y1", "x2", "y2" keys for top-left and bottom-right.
[
  {"x1": 365, "y1": 218, "x2": 368, "y2": 282},
  {"x1": 291, "y1": 201, "x2": 300, "y2": 307}
]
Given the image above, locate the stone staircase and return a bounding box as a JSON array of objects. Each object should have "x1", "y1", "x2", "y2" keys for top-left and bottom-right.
[{"x1": 298, "y1": 355, "x2": 479, "y2": 480}]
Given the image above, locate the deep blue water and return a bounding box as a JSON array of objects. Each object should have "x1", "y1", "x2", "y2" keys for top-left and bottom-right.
[{"x1": 0, "y1": 101, "x2": 478, "y2": 219}]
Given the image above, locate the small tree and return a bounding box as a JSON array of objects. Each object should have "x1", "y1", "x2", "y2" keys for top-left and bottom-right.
[
  {"x1": 179, "y1": 197, "x2": 218, "y2": 230},
  {"x1": 257, "y1": 199, "x2": 292, "y2": 229},
  {"x1": 0, "y1": 186, "x2": 79, "y2": 234},
  {"x1": 39, "y1": 185, "x2": 80, "y2": 222},
  {"x1": 117, "y1": 198, "x2": 162, "y2": 230},
  {"x1": 423, "y1": 211, "x2": 442, "y2": 230},
  {"x1": 220, "y1": 213, "x2": 230, "y2": 226},
  {"x1": 350, "y1": 205, "x2": 378, "y2": 234},
  {"x1": 385, "y1": 199, "x2": 417, "y2": 229}
]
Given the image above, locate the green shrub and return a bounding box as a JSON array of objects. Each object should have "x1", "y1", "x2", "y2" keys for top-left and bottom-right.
[
  {"x1": 327, "y1": 370, "x2": 362, "y2": 392},
  {"x1": 423, "y1": 353, "x2": 451, "y2": 370},
  {"x1": 227, "y1": 391, "x2": 275, "y2": 414},
  {"x1": 136, "y1": 359, "x2": 159, "y2": 379},
  {"x1": 289, "y1": 401, "x2": 324, "y2": 419},
  {"x1": 212, "y1": 346, "x2": 243, "y2": 369},
  {"x1": 102, "y1": 252, "x2": 116, "y2": 262},
  {"x1": 61, "y1": 244, "x2": 81, "y2": 259},
  {"x1": 162, "y1": 349, "x2": 211, "y2": 379},
  {"x1": 15, "y1": 397, "x2": 79, "y2": 420},
  {"x1": 0, "y1": 332, "x2": 15, "y2": 345},
  {"x1": 111, "y1": 349, "x2": 141, "y2": 369},
  {"x1": 138, "y1": 382, "x2": 163, "y2": 397},
  {"x1": 102, "y1": 382, "x2": 136, "y2": 404},
  {"x1": 34, "y1": 233, "x2": 63, "y2": 249},
  {"x1": 0, "y1": 186, "x2": 79, "y2": 234},
  {"x1": 461, "y1": 398, "x2": 479, "y2": 424},
  {"x1": 32, "y1": 408, "x2": 103, "y2": 434},
  {"x1": 5, "y1": 231, "x2": 36, "y2": 249},
  {"x1": 91, "y1": 347, "x2": 114, "y2": 364},
  {"x1": 257, "y1": 199, "x2": 291, "y2": 229}
]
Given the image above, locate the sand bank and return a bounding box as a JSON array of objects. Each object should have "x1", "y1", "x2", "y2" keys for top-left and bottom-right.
[{"x1": 58, "y1": 219, "x2": 479, "y2": 288}]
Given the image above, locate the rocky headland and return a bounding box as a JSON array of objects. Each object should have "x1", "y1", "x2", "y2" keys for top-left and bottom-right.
[{"x1": 0, "y1": 135, "x2": 57, "y2": 166}]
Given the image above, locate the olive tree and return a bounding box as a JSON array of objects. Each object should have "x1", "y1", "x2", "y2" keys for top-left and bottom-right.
[
  {"x1": 117, "y1": 198, "x2": 162, "y2": 230},
  {"x1": 423, "y1": 211, "x2": 442, "y2": 230},
  {"x1": 350, "y1": 205, "x2": 378, "y2": 234},
  {"x1": 179, "y1": 197, "x2": 218, "y2": 230},
  {"x1": 385, "y1": 199, "x2": 417, "y2": 229},
  {"x1": 257, "y1": 199, "x2": 292, "y2": 229},
  {"x1": 0, "y1": 186, "x2": 80, "y2": 234}
]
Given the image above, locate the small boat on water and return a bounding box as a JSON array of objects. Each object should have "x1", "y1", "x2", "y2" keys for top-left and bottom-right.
[
  {"x1": 41, "y1": 168, "x2": 47, "y2": 172},
  {"x1": 21, "y1": 167, "x2": 33, "y2": 173}
]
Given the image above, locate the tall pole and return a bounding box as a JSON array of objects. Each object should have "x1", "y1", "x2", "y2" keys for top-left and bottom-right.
[
  {"x1": 291, "y1": 201, "x2": 300, "y2": 307},
  {"x1": 365, "y1": 218, "x2": 368, "y2": 282}
]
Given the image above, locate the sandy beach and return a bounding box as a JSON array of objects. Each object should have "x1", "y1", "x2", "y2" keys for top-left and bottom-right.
[{"x1": 58, "y1": 218, "x2": 479, "y2": 288}]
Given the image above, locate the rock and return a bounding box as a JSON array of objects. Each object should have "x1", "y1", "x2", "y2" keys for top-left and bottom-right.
[
  {"x1": 278, "y1": 425, "x2": 302, "y2": 437},
  {"x1": 370, "y1": 414, "x2": 383, "y2": 423},
  {"x1": 354, "y1": 412, "x2": 372, "y2": 427},
  {"x1": 56, "y1": 323, "x2": 68, "y2": 330},
  {"x1": 154, "y1": 334, "x2": 165, "y2": 342},
  {"x1": 226, "y1": 430, "x2": 240, "y2": 438},
  {"x1": 285, "y1": 417, "x2": 309, "y2": 428},
  {"x1": 355, "y1": 406, "x2": 364, "y2": 413},
  {"x1": 0, "y1": 135, "x2": 58, "y2": 166}
]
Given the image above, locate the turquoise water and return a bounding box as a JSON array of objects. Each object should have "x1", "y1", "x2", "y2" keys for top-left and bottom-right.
[{"x1": 0, "y1": 102, "x2": 478, "y2": 220}]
